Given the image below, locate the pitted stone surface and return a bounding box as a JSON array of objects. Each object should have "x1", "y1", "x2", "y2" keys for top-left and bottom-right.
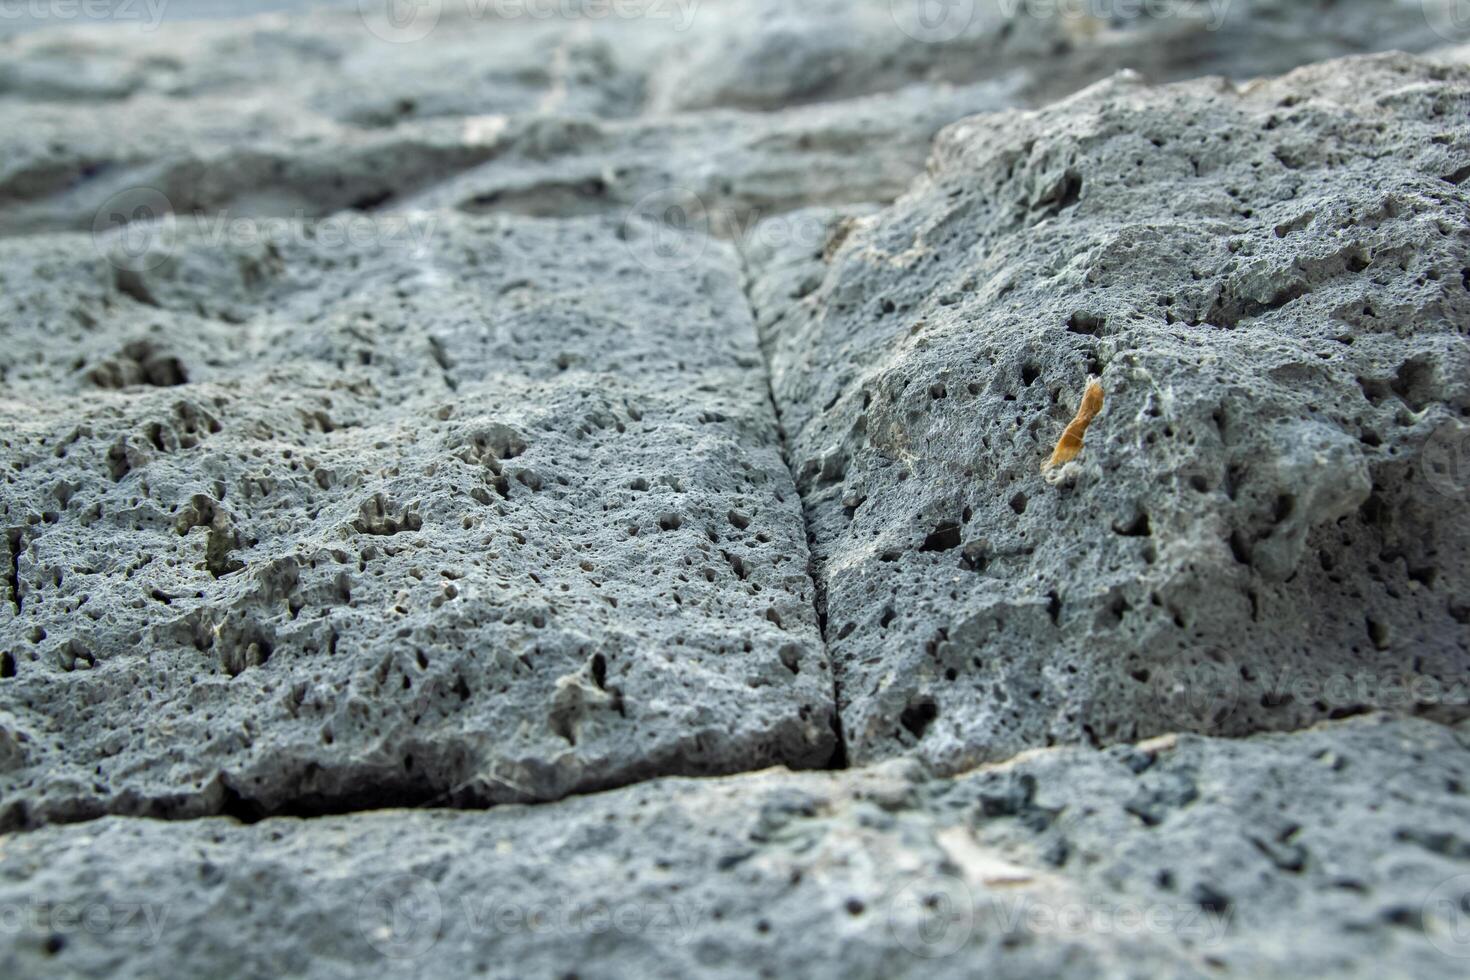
[
  {"x1": 0, "y1": 716, "x2": 1464, "y2": 979},
  {"x1": 0, "y1": 213, "x2": 835, "y2": 828},
  {"x1": 748, "y1": 54, "x2": 1470, "y2": 771},
  {"x1": 1, "y1": 6, "x2": 1469, "y2": 979}
]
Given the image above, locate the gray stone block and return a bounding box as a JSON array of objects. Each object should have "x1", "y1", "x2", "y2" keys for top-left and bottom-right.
[
  {"x1": 0, "y1": 716, "x2": 1463, "y2": 978},
  {"x1": 0, "y1": 212, "x2": 835, "y2": 828},
  {"x1": 2, "y1": 6, "x2": 1469, "y2": 978},
  {"x1": 749, "y1": 54, "x2": 1470, "y2": 771},
  {"x1": 2, "y1": 1, "x2": 1453, "y2": 237}
]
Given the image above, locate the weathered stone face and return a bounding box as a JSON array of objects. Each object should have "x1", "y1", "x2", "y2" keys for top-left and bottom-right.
[
  {"x1": 0, "y1": 213, "x2": 835, "y2": 827},
  {"x1": 750, "y1": 54, "x2": 1470, "y2": 770},
  {"x1": 0, "y1": 716, "x2": 1465, "y2": 978},
  {"x1": 2, "y1": 3, "x2": 1470, "y2": 978}
]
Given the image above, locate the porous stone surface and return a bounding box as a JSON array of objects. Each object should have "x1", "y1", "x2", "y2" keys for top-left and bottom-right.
[
  {"x1": 0, "y1": 211, "x2": 835, "y2": 828},
  {"x1": 0, "y1": 715, "x2": 1465, "y2": 979},
  {"x1": 2, "y1": 4, "x2": 1469, "y2": 979},
  {"x1": 749, "y1": 53, "x2": 1470, "y2": 771}
]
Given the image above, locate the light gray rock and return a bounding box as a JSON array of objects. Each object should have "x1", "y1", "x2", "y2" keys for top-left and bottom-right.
[
  {"x1": 748, "y1": 53, "x2": 1470, "y2": 772},
  {"x1": 1, "y1": 1, "x2": 1456, "y2": 238},
  {"x1": 399, "y1": 80, "x2": 1024, "y2": 229},
  {"x1": 0, "y1": 715, "x2": 1465, "y2": 979},
  {"x1": 0, "y1": 211, "x2": 835, "y2": 829},
  {"x1": 0, "y1": 0, "x2": 353, "y2": 36},
  {"x1": 644, "y1": 0, "x2": 1455, "y2": 112},
  {"x1": 0, "y1": 9, "x2": 659, "y2": 235},
  {"x1": 0, "y1": 96, "x2": 512, "y2": 236},
  {"x1": 0, "y1": 7, "x2": 633, "y2": 110},
  {"x1": 0, "y1": 76, "x2": 1011, "y2": 239},
  {"x1": 1, "y1": 6, "x2": 1468, "y2": 980}
]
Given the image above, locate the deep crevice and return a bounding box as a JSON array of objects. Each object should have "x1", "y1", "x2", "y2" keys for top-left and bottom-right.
[
  {"x1": 5, "y1": 527, "x2": 22, "y2": 613},
  {"x1": 735, "y1": 249, "x2": 849, "y2": 772},
  {"x1": 0, "y1": 733, "x2": 847, "y2": 833}
]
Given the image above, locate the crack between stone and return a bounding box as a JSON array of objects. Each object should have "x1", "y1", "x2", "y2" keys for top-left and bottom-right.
[
  {"x1": 2, "y1": 742, "x2": 840, "y2": 833},
  {"x1": 733, "y1": 248, "x2": 849, "y2": 771},
  {"x1": 0, "y1": 239, "x2": 852, "y2": 837},
  {"x1": 4, "y1": 527, "x2": 22, "y2": 614}
]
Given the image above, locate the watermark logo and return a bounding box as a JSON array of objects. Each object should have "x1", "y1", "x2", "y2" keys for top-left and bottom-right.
[
  {"x1": 91, "y1": 188, "x2": 439, "y2": 272},
  {"x1": 359, "y1": 0, "x2": 442, "y2": 43},
  {"x1": 619, "y1": 186, "x2": 842, "y2": 274},
  {"x1": 620, "y1": 187, "x2": 712, "y2": 273},
  {"x1": 1422, "y1": 421, "x2": 1470, "y2": 501},
  {"x1": 1148, "y1": 654, "x2": 1239, "y2": 733},
  {"x1": 1424, "y1": 0, "x2": 1470, "y2": 41},
  {"x1": 890, "y1": 0, "x2": 976, "y2": 43},
  {"x1": 355, "y1": 872, "x2": 704, "y2": 960},
  {"x1": 0, "y1": 0, "x2": 169, "y2": 30},
  {"x1": 886, "y1": 874, "x2": 975, "y2": 958},
  {"x1": 495, "y1": 0, "x2": 700, "y2": 30},
  {"x1": 92, "y1": 186, "x2": 176, "y2": 273},
  {"x1": 358, "y1": 873, "x2": 443, "y2": 959},
  {"x1": 1423, "y1": 874, "x2": 1470, "y2": 958}
]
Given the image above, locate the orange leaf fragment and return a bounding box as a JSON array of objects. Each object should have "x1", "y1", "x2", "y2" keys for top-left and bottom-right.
[{"x1": 1043, "y1": 377, "x2": 1104, "y2": 472}]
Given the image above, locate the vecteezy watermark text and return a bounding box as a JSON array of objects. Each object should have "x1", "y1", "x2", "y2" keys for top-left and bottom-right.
[
  {"x1": 1143, "y1": 657, "x2": 1466, "y2": 732},
  {"x1": 886, "y1": 874, "x2": 1233, "y2": 958},
  {"x1": 358, "y1": 0, "x2": 700, "y2": 44},
  {"x1": 1422, "y1": 420, "x2": 1470, "y2": 500},
  {"x1": 92, "y1": 187, "x2": 437, "y2": 272},
  {"x1": 0, "y1": 0, "x2": 168, "y2": 29},
  {"x1": 0, "y1": 900, "x2": 170, "y2": 946},
  {"x1": 890, "y1": 0, "x2": 1232, "y2": 43},
  {"x1": 357, "y1": 873, "x2": 704, "y2": 959},
  {"x1": 619, "y1": 186, "x2": 840, "y2": 273},
  {"x1": 998, "y1": 0, "x2": 1231, "y2": 29}
]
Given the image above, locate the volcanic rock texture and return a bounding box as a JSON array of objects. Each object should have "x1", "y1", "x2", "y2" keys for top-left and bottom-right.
[
  {"x1": 0, "y1": 2, "x2": 1468, "y2": 978},
  {"x1": 748, "y1": 53, "x2": 1470, "y2": 771}
]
